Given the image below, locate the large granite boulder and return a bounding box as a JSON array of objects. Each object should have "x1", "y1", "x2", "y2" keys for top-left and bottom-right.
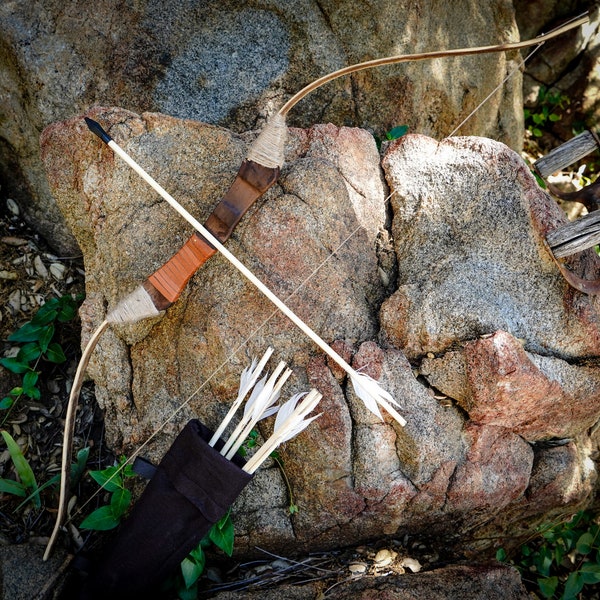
[
  {"x1": 41, "y1": 108, "x2": 600, "y2": 560},
  {"x1": 3, "y1": 0, "x2": 522, "y2": 254}
]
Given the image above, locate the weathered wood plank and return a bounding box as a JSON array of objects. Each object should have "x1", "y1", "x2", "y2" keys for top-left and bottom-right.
[
  {"x1": 534, "y1": 130, "x2": 600, "y2": 178},
  {"x1": 546, "y1": 210, "x2": 600, "y2": 257}
]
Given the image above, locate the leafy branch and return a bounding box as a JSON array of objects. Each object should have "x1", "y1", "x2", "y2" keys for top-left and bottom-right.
[{"x1": 498, "y1": 510, "x2": 600, "y2": 599}]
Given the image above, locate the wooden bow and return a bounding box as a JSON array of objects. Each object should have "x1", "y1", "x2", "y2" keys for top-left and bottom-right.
[{"x1": 44, "y1": 12, "x2": 589, "y2": 560}]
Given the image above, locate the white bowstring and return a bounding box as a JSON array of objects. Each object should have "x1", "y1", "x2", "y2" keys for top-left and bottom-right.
[
  {"x1": 447, "y1": 43, "x2": 543, "y2": 138},
  {"x1": 65, "y1": 195, "x2": 389, "y2": 526},
  {"x1": 65, "y1": 16, "x2": 561, "y2": 525}
]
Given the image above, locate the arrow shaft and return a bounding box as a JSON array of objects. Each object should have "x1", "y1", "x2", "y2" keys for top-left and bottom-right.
[{"x1": 108, "y1": 138, "x2": 356, "y2": 378}]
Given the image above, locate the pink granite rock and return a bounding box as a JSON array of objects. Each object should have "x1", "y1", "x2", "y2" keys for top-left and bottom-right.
[
  {"x1": 464, "y1": 331, "x2": 600, "y2": 440},
  {"x1": 40, "y1": 109, "x2": 599, "y2": 563}
]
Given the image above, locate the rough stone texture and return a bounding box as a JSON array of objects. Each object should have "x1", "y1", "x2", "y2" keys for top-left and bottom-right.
[
  {"x1": 210, "y1": 563, "x2": 529, "y2": 600},
  {"x1": 379, "y1": 131, "x2": 600, "y2": 545},
  {"x1": 380, "y1": 133, "x2": 600, "y2": 361},
  {"x1": 465, "y1": 331, "x2": 600, "y2": 439},
  {"x1": 525, "y1": 436, "x2": 597, "y2": 515},
  {"x1": 446, "y1": 424, "x2": 534, "y2": 513},
  {"x1": 40, "y1": 109, "x2": 599, "y2": 564},
  {"x1": 422, "y1": 330, "x2": 600, "y2": 441},
  {"x1": 0, "y1": 543, "x2": 70, "y2": 600},
  {"x1": 2, "y1": 0, "x2": 521, "y2": 253}
]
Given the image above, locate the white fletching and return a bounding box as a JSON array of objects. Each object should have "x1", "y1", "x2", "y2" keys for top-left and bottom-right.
[
  {"x1": 279, "y1": 413, "x2": 321, "y2": 444},
  {"x1": 103, "y1": 134, "x2": 406, "y2": 427},
  {"x1": 243, "y1": 389, "x2": 323, "y2": 474},
  {"x1": 273, "y1": 392, "x2": 305, "y2": 431},
  {"x1": 209, "y1": 347, "x2": 274, "y2": 447},
  {"x1": 222, "y1": 362, "x2": 291, "y2": 460},
  {"x1": 350, "y1": 371, "x2": 406, "y2": 426}
]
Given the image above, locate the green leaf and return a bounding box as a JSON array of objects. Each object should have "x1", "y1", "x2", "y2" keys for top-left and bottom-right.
[
  {"x1": 0, "y1": 397, "x2": 14, "y2": 410},
  {"x1": 209, "y1": 512, "x2": 235, "y2": 556},
  {"x1": 119, "y1": 459, "x2": 135, "y2": 480},
  {"x1": 8, "y1": 322, "x2": 46, "y2": 343},
  {"x1": 1, "y1": 431, "x2": 39, "y2": 508},
  {"x1": 57, "y1": 296, "x2": 78, "y2": 322},
  {"x1": 386, "y1": 125, "x2": 408, "y2": 140},
  {"x1": 15, "y1": 473, "x2": 60, "y2": 512},
  {"x1": 89, "y1": 465, "x2": 123, "y2": 492},
  {"x1": 576, "y1": 532, "x2": 595, "y2": 555},
  {"x1": 580, "y1": 562, "x2": 600, "y2": 576},
  {"x1": 496, "y1": 548, "x2": 507, "y2": 562},
  {"x1": 72, "y1": 447, "x2": 90, "y2": 486},
  {"x1": 110, "y1": 487, "x2": 132, "y2": 520},
  {"x1": 23, "y1": 385, "x2": 41, "y2": 401},
  {"x1": 0, "y1": 357, "x2": 30, "y2": 374},
  {"x1": 17, "y1": 342, "x2": 42, "y2": 364},
  {"x1": 562, "y1": 571, "x2": 585, "y2": 600},
  {"x1": 80, "y1": 505, "x2": 120, "y2": 530},
  {"x1": 537, "y1": 576, "x2": 558, "y2": 599},
  {"x1": 181, "y1": 549, "x2": 205, "y2": 589},
  {"x1": 44, "y1": 342, "x2": 66, "y2": 364},
  {"x1": 22, "y1": 370, "x2": 39, "y2": 391},
  {"x1": 1, "y1": 431, "x2": 37, "y2": 490},
  {"x1": 563, "y1": 529, "x2": 577, "y2": 552},
  {"x1": 38, "y1": 323, "x2": 55, "y2": 353},
  {"x1": 32, "y1": 298, "x2": 60, "y2": 325},
  {"x1": 535, "y1": 546, "x2": 554, "y2": 577},
  {"x1": 533, "y1": 127, "x2": 543, "y2": 138},
  {"x1": 177, "y1": 584, "x2": 198, "y2": 600},
  {"x1": 549, "y1": 113, "x2": 561, "y2": 122},
  {"x1": 580, "y1": 565, "x2": 600, "y2": 584},
  {"x1": 0, "y1": 477, "x2": 26, "y2": 497}
]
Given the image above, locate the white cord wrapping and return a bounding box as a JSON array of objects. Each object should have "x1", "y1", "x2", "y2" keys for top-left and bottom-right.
[
  {"x1": 246, "y1": 113, "x2": 287, "y2": 168},
  {"x1": 106, "y1": 285, "x2": 162, "y2": 324}
]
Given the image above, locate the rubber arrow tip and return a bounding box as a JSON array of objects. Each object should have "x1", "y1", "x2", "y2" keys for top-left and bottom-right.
[{"x1": 84, "y1": 117, "x2": 112, "y2": 144}]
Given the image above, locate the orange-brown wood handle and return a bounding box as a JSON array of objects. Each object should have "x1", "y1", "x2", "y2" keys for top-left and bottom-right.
[
  {"x1": 144, "y1": 160, "x2": 279, "y2": 310},
  {"x1": 147, "y1": 233, "x2": 217, "y2": 306}
]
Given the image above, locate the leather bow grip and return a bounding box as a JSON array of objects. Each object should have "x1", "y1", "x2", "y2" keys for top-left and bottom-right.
[
  {"x1": 146, "y1": 233, "x2": 216, "y2": 308},
  {"x1": 143, "y1": 160, "x2": 279, "y2": 310}
]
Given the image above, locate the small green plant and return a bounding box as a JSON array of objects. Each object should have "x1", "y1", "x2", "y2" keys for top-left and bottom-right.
[
  {"x1": 0, "y1": 430, "x2": 40, "y2": 507},
  {"x1": 173, "y1": 511, "x2": 235, "y2": 599},
  {"x1": 524, "y1": 86, "x2": 570, "y2": 138},
  {"x1": 80, "y1": 457, "x2": 136, "y2": 531},
  {"x1": 240, "y1": 429, "x2": 260, "y2": 456},
  {"x1": 374, "y1": 125, "x2": 409, "y2": 150},
  {"x1": 270, "y1": 451, "x2": 299, "y2": 514},
  {"x1": 0, "y1": 295, "x2": 80, "y2": 412},
  {"x1": 497, "y1": 510, "x2": 600, "y2": 599},
  {"x1": 242, "y1": 431, "x2": 299, "y2": 514},
  {"x1": 0, "y1": 432, "x2": 89, "y2": 513}
]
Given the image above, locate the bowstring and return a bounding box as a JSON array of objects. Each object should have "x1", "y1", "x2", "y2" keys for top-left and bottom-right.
[
  {"x1": 66, "y1": 20, "x2": 561, "y2": 528},
  {"x1": 447, "y1": 43, "x2": 543, "y2": 138},
  {"x1": 65, "y1": 194, "x2": 389, "y2": 526}
]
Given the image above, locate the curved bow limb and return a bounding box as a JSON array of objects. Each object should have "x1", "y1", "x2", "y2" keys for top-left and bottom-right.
[
  {"x1": 44, "y1": 12, "x2": 589, "y2": 559},
  {"x1": 544, "y1": 239, "x2": 600, "y2": 295},
  {"x1": 43, "y1": 118, "x2": 283, "y2": 560}
]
